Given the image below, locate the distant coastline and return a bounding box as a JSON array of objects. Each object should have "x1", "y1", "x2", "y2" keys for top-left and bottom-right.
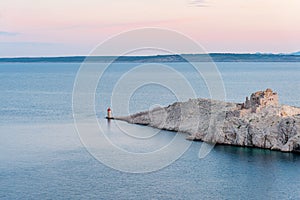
[{"x1": 1, "y1": 53, "x2": 300, "y2": 63}]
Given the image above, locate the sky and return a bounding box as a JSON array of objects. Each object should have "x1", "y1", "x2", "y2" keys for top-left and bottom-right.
[{"x1": 0, "y1": 0, "x2": 300, "y2": 57}]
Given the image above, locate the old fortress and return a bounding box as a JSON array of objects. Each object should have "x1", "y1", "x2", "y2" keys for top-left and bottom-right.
[{"x1": 238, "y1": 88, "x2": 279, "y2": 112}]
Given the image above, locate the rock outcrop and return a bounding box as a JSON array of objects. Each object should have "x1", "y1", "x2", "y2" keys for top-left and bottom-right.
[{"x1": 115, "y1": 89, "x2": 300, "y2": 153}]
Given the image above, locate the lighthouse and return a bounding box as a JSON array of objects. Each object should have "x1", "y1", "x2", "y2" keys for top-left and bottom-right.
[{"x1": 106, "y1": 107, "x2": 113, "y2": 119}]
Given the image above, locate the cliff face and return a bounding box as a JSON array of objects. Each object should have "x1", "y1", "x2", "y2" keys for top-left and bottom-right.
[{"x1": 115, "y1": 90, "x2": 300, "y2": 153}]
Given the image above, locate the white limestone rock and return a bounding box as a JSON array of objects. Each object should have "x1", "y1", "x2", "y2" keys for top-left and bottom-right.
[{"x1": 115, "y1": 89, "x2": 300, "y2": 153}]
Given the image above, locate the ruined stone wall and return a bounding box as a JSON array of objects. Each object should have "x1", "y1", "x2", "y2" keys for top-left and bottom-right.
[{"x1": 243, "y1": 89, "x2": 279, "y2": 112}]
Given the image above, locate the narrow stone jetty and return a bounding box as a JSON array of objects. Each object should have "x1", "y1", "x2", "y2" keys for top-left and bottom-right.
[{"x1": 115, "y1": 89, "x2": 300, "y2": 153}]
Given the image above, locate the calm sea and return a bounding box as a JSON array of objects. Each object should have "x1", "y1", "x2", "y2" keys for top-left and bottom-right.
[{"x1": 0, "y1": 62, "x2": 300, "y2": 199}]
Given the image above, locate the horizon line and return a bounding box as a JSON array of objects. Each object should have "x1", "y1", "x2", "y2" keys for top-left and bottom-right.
[{"x1": 1, "y1": 52, "x2": 299, "y2": 59}]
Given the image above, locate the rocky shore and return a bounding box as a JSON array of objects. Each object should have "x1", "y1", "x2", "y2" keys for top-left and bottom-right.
[{"x1": 115, "y1": 89, "x2": 300, "y2": 153}]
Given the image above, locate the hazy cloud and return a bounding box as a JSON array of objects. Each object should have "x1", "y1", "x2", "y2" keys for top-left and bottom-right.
[
  {"x1": 0, "y1": 42, "x2": 61, "y2": 46},
  {"x1": 0, "y1": 41, "x2": 85, "y2": 57},
  {"x1": 0, "y1": 31, "x2": 19, "y2": 36},
  {"x1": 189, "y1": 0, "x2": 209, "y2": 7}
]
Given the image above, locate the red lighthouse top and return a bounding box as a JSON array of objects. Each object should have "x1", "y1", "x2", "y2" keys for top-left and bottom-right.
[{"x1": 107, "y1": 107, "x2": 111, "y2": 112}]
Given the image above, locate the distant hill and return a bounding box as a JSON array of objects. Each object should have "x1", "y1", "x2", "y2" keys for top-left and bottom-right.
[
  {"x1": 1, "y1": 53, "x2": 300, "y2": 63},
  {"x1": 291, "y1": 51, "x2": 300, "y2": 55}
]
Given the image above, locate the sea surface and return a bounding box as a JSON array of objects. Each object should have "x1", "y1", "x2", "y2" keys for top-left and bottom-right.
[{"x1": 1, "y1": 62, "x2": 300, "y2": 199}]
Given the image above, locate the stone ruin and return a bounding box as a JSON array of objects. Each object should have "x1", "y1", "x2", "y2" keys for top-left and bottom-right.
[{"x1": 237, "y1": 88, "x2": 279, "y2": 113}]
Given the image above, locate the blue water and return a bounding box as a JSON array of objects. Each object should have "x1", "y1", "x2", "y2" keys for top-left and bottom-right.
[{"x1": 1, "y1": 62, "x2": 300, "y2": 199}]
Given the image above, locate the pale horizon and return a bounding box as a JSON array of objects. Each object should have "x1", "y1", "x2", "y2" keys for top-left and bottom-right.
[{"x1": 1, "y1": 0, "x2": 300, "y2": 57}]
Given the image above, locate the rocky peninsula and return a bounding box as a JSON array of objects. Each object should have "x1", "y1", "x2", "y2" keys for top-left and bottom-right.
[{"x1": 115, "y1": 89, "x2": 300, "y2": 153}]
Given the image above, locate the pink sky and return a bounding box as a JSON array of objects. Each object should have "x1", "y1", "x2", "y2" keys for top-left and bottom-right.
[{"x1": 0, "y1": 0, "x2": 300, "y2": 57}]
